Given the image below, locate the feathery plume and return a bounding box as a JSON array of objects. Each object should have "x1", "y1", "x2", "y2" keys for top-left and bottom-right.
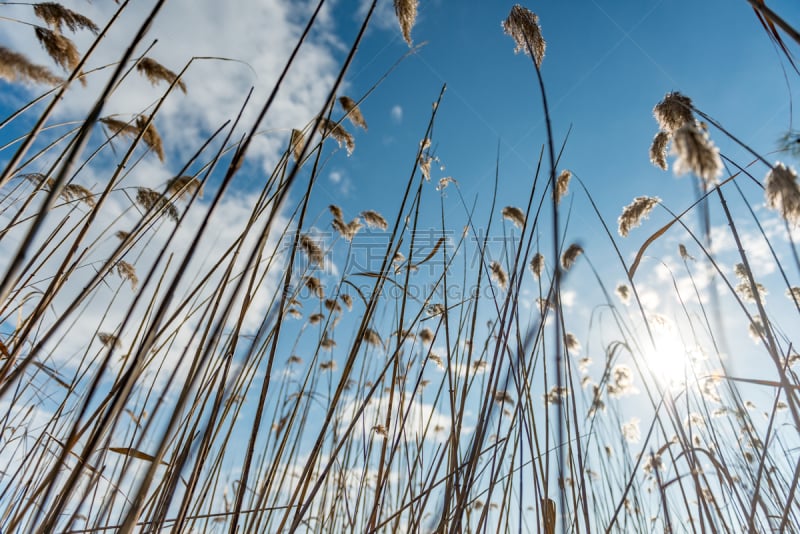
[
  {"x1": 678, "y1": 243, "x2": 694, "y2": 260},
  {"x1": 529, "y1": 253, "x2": 544, "y2": 279},
  {"x1": 97, "y1": 332, "x2": 120, "y2": 349},
  {"x1": 362, "y1": 328, "x2": 383, "y2": 347},
  {"x1": 764, "y1": 162, "x2": 800, "y2": 225},
  {"x1": 339, "y1": 96, "x2": 367, "y2": 130},
  {"x1": 502, "y1": 206, "x2": 525, "y2": 228},
  {"x1": 490, "y1": 261, "x2": 508, "y2": 290},
  {"x1": 136, "y1": 57, "x2": 186, "y2": 92},
  {"x1": 671, "y1": 122, "x2": 722, "y2": 183},
  {"x1": 436, "y1": 176, "x2": 456, "y2": 191},
  {"x1": 308, "y1": 313, "x2": 324, "y2": 325},
  {"x1": 419, "y1": 155, "x2": 432, "y2": 180},
  {"x1": 650, "y1": 131, "x2": 669, "y2": 170},
  {"x1": 100, "y1": 116, "x2": 165, "y2": 161},
  {"x1": 786, "y1": 287, "x2": 800, "y2": 301},
  {"x1": 0, "y1": 46, "x2": 62, "y2": 85},
  {"x1": 494, "y1": 390, "x2": 514, "y2": 405},
  {"x1": 394, "y1": 0, "x2": 418, "y2": 46},
  {"x1": 340, "y1": 293, "x2": 353, "y2": 311},
  {"x1": 61, "y1": 183, "x2": 95, "y2": 208},
  {"x1": 319, "y1": 358, "x2": 336, "y2": 369},
  {"x1": 361, "y1": 210, "x2": 388, "y2": 230},
  {"x1": 116, "y1": 261, "x2": 138, "y2": 291},
  {"x1": 561, "y1": 243, "x2": 583, "y2": 270},
  {"x1": 136, "y1": 115, "x2": 165, "y2": 161},
  {"x1": 35, "y1": 26, "x2": 80, "y2": 73},
  {"x1": 621, "y1": 417, "x2": 641, "y2": 443},
  {"x1": 618, "y1": 196, "x2": 660, "y2": 237},
  {"x1": 115, "y1": 230, "x2": 129, "y2": 241},
  {"x1": 34, "y1": 3, "x2": 99, "y2": 34},
  {"x1": 299, "y1": 235, "x2": 324, "y2": 266},
  {"x1": 608, "y1": 364, "x2": 637, "y2": 397},
  {"x1": 616, "y1": 283, "x2": 630, "y2": 304},
  {"x1": 167, "y1": 176, "x2": 202, "y2": 199},
  {"x1": 100, "y1": 117, "x2": 140, "y2": 139},
  {"x1": 427, "y1": 303, "x2": 445, "y2": 316},
  {"x1": 332, "y1": 217, "x2": 362, "y2": 241},
  {"x1": 320, "y1": 117, "x2": 354, "y2": 155},
  {"x1": 544, "y1": 386, "x2": 569, "y2": 405},
  {"x1": 419, "y1": 327, "x2": 434, "y2": 345},
  {"x1": 733, "y1": 266, "x2": 767, "y2": 304},
  {"x1": 503, "y1": 5, "x2": 545, "y2": 67},
  {"x1": 324, "y1": 298, "x2": 341, "y2": 313},
  {"x1": 653, "y1": 92, "x2": 693, "y2": 133},
  {"x1": 328, "y1": 204, "x2": 344, "y2": 221},
  {"x1": 565, "y1": 332, "x2": 580, "y2": 353},
  {"x1": 305, "y1": 276, "x2": 323, "y2": 299},
  {"x1": 135, "y1": 188, "x2": 178, "y2": 222},
  {"x1": 290, "y1": 129, "x2": 305, "y2": 162},
  {"x1": 555, "y1": 169, "x2": 571, "y2": 203}
]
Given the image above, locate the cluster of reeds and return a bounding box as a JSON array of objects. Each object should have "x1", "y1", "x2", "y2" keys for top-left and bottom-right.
[{"x1": 0, "y1": 1, "x2": 798, "y2": 533}]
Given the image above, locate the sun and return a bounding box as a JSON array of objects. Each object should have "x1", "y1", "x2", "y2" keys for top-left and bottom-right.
[{"x1": 643, "y1": 327, "x2": 694, "y2": 389}]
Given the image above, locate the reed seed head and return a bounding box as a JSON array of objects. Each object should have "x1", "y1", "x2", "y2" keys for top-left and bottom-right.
[
  {"x1": 0, "y1": 46, "x2": 62, "y2": 85},
  {"x1": 328, "y1": 204, "x2": 343, "y2": 221},
  {"x1": 764, "y1": 162, "x2": 800, "y2": 225},
  {"x1": 671, "y1": 122, "x2": 722, "y2": 184},
  {"x1": 503, "y1": 5, "x2": 545, "y2": 67},
  {"x1": 34, "y1": 26, "x2": 80, "y2": 73},
  {"x1": 305, "y1": 276, "x2": 323, "y2": 299},
  {"x1": 338, "y1": 96, "x2": 367, "y2": 130},
  {"x1": 167, "y1": 176, "x2": 202, "y2": 199},
  {"x1": 650, "y1": 131, "x2": 670, "y2": 170},
  {"x1": 490, "y1": 261, "x2": 508, "y2": 290},
  {"x1": 290, "y1": 129, "x2": 305, "y2": 162},
  {"x1": 362, "y1": 328, "x2": 383, "y2": 347},
  {"x1": 555, "y1": 169, "x2": 571, "y2": 203},
  {"x1": 116, "y1": 261, "x2": 138, "y2": 291},
  {"x1": 61, "y1": 183, "x2": 95, "y2": 208},
  {"x1": 653, "y1": 92, "x2": 693, "y2": 133},
  {"x1": 135, "y1": 188, "x2": 178, "y2": 222},
  {"x1": 561, "y1": 243, "x2": 583, "y2": 270},
  {"x1": 320, "y1": 117, "x2": 354, "y2": 155},
  {"x1": 501, "y1": 206, "x2": 525, "y2": 228},
  {"x1": 529, "y1": 252, "x2": 544, "y2": 279},
  {"x1": 615, "y1": 283, "x2": 630, "y2": 304},
  {"x1": 621, "y1": 417, "x2": 641, "y2": 443},
  {"x1": 565, "y1": 332, "x2": 580, "y2": 353},
  {"x1": 299, "y1": 235, "x2": 324, "y2": 266},
  {"x1": 136, "y1": 57, "x2": 186, "y2": 93},
  {"x1": 97, "y1": 332, "x2": 120, "y2": 349},
  {"x1": 394, "y1": 0, "x2": 418, "y2": 46},
  {"x1": 136, "y1": 116, "x2": 165, "y2": 162},
  {"x1": 361, "y1": 210, "x2": 388, "y2": 230},
  {"x1": 34, "y1": 3, "x2": 99, "y2": 34},
  {"x1": 618, "y1": 196, "x2": 660, "y2": 237}
]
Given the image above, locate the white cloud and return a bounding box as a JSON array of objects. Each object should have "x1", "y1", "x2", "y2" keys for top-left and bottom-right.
[
  {"x1": 0, "y1": 0, "x2": 345, "y2": 171},
  {"x1": 391, "y1": 104, "x2": 403, "y2": 123}
]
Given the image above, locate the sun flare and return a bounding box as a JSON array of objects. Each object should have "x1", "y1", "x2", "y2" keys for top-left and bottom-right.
[{"x1": 643, "y1": 328, "x2": 694, "y2": 388}]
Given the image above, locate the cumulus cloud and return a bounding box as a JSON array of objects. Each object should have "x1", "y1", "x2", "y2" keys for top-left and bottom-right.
[
  {"x1": 0, "y1": 0, "x2": 345, "y2": 171},
  {"x1": 391, "y1": 104, "x2": 403, "y2": 123}
]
